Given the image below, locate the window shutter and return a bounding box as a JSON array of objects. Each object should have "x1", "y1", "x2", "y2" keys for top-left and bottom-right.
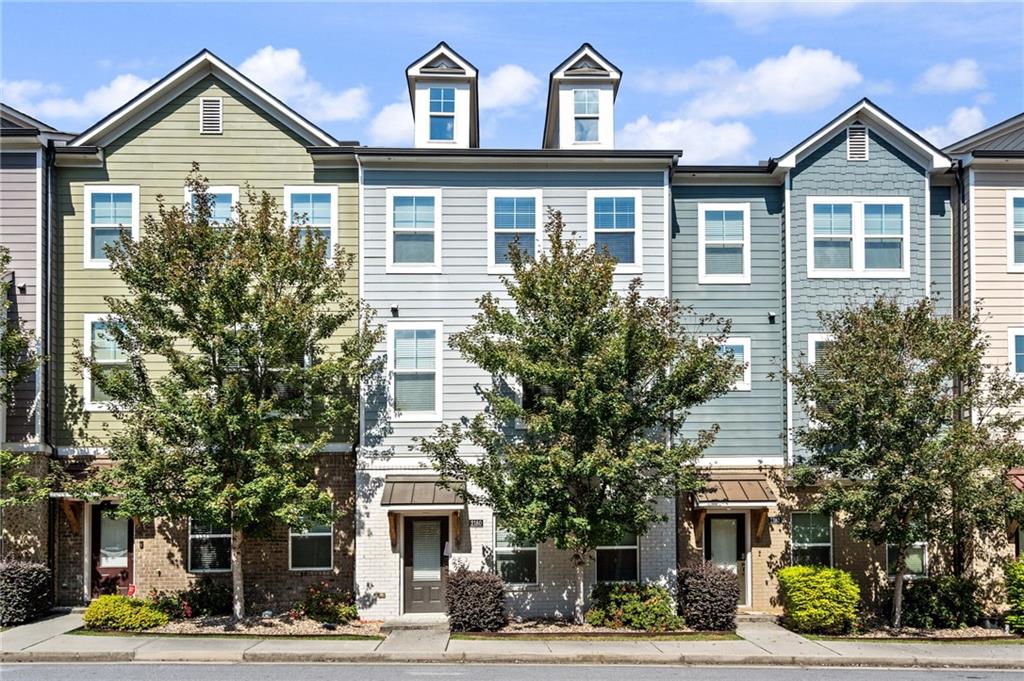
[
  {"x1": 199, "y1": 97, "x2": 223, "y2": 135},
  {"x1": 847, "y1": 125, "x2": 868, "y2": 161}
]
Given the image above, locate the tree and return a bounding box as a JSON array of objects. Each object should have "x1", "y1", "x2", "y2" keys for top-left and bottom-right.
[
  {"x1": 81, "y1": 168, "x2": 382, "y2": 619},
  {"x1": 787, "y1": 297, "x2": 1024, "y2": 627},
  {"x1": 419, "y1": 210, "x2": 740, "y2": 623}
]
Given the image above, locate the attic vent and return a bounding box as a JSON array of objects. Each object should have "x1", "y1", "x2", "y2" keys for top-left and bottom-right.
[
  {"x1": 847, "y1": 125, "x2": 868, "y2": 161},
  {"x1": 199, "y1": 97, "x2": 223, "y2": 135}
]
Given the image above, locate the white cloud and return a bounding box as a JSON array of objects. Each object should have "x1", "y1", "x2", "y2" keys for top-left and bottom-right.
[
  {"x1": 700, "y1": 0, "x2": 864, "y2": 30},
  {"x1": 368, "y1": 102, "x2": 414, "y2": 146},
  {"x1": 479, "y1": 64, "x2": 541, "y2": 110},
  {"x1": 914, "y1": 58, "x2": 985, "y2": 93},
  {"x1": 618, "y1": 115, "x2": 755, "y2": 164},
  {"x1": 239, "y1": 46, "x2": 369, "y2": 122},
  {"x1": 635, "y1": 57, "x2": 737, "y2": 94},
  {"x1": 0, "y1": 74, "x2": 155, "y2": 122},
  {"x1": 919, "y1": 106, "x2": 986, "y2": 148}
]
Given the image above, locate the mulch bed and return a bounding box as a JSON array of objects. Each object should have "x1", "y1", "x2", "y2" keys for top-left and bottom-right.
[
  {"x1": 827, "y1": 626, "x2": 1018, "y2": 641},
  {"x1": 458, "y1": 618, "x2": 732, "y2": 638},
  {"x1": 151, "y1": 614, "x2": 382, "y2": 638}
]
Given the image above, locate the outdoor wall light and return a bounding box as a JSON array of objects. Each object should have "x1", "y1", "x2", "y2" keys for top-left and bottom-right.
[{"x1": 768, "y1": 312, "x2": 777, "y2": 324}]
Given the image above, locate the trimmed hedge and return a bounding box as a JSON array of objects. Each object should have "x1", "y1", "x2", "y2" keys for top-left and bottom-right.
[
  {"x1": 1006, "y1": 558, "x2": 1024, "y2": 634},
  {"x1": 777, "y1": 565, "x2": 859, "y2": 634},
  {"x1": 0, "y1": 560, "x2": 51, "y2": 626},
  {"x1": 445, "y1": 565, "x2": 506, "y2": 632},
  {"x1": 901, "y1": 576, "x2": 981, "y2": 629},
  {"x1": 678, "y1": 561, "x2": 739, "y2": 631},
  {"x1": 586, "y1": 582, "x2": 683, "y2": 631},
  {"x1": 83, "y1": 595, "x2": 169, "y2": 631},
  {"x1": 293, "y1": 581, "x2": 358, "y2": 624},
  {"x1": 149, "y1": 578, "x2": 232, "y2": 619}
]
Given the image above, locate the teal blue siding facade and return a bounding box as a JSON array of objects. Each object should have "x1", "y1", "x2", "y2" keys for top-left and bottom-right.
[{"x1": 930, "y1": 184, "x2": 953, "y2": 315}]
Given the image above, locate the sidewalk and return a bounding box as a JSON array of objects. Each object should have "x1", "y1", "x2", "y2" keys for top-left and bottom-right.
[{"x1": 2, "y1": 614, "x2": 1021, "y2": 669}]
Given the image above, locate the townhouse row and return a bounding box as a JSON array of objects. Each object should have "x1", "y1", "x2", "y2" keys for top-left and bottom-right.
[{"x1": 1, "y1": 42, "x2": 1022, "y2": 618}]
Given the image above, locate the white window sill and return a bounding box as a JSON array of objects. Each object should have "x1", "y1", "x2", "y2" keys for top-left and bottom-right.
[
  {"x1": 189, "y1": 568, "x2": 231, "y2": 574},
  {"x1": 1009, "y1": 263, "x2": 1024, "y2": 273},
  {"x1": 386, "y1": 265, "x2": 443, "y2": 275},
  {"x1": 504, "y1": 583, "x2": 540, "y2": 592},
  {"x1": 486, "y1": 264, "x2": 515, "y2": 275},
  {"x1": 83, "y1": 260, "x2": 112, "y2": 270},
  {"x1": 289, "y1": 566, "x2": 333, "y2": 572},
  {"x1": 807, "y1": 269, "x2": 910, "y2": 280},
  {"x1": 392, "y1": 413, "x2": 443, "y2": 423},
  {"x1": 699, "y1": 275, "x2": 751, "y2": 285},
  {"x1": 84, "y1": 402, "x2": 116, "y2": 413},
  {"x1": 731, "y1": 383, "x2": 752, "y2": 392},
  {"x1": 613, "y1": 264, "x2": 643, "y2": 275}
]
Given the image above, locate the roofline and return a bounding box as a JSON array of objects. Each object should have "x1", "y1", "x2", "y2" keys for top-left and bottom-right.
[
  {"x1": 404, "y1": 41, "x2": 479, "y2": 79},
  {"x1": 972, "y1": 150, "x2": 1024, "y2": 159},
  {"x1": 0, "y1": 102, "x2": 57, "y2": 132},
  {"x1": 0, "y1": 127, "x2": 40, "y2": 137},
  {"x1": 404, "y1": 42, "x2": 480, "y2": 149},
  {"x1": 543, "y1": 43, "x2": 623, "y2": 149},
  {"x1": 945, "y1": 110, "x2": 1024, "y2": 153},
  {"x1": 675, "y1": 162, "x2": 777, "y2": 174},
  {"x1": 549, "y1": 42, "x2": 622, "y2": 87},
  {"x1": 310, "y1": 146, "x2": 677, "y2": 160}
]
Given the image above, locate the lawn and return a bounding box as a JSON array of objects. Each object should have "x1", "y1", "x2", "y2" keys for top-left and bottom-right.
[{"x1": 451, "y1": 631, "x2": 741, "y2": 641}]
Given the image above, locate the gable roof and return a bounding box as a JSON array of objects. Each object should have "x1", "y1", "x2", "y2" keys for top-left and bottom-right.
[
  {"x1": 0, "y1": 103, "x2": 58, "y2": 132},
  {"x1": 944, "y1": 110, "x2": 1024, "y2": 155},
  {"x1": 543, "y1": 43, "x2": 623, "y2": 149},
  {"x1": 775, "y1": 98, "x2": 949, "y2": 171},
  {"x1": 405, "y1": 42, "x2": 479, "y2": 148},
  {"x1": 70, "y1": 49, "x2": 338, "y2": 148}
]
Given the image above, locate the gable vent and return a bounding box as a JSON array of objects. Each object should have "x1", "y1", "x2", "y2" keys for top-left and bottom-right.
[
  {"x1": 199, "y1": 97, "x2": 223, "y2": 135},
  {"x1": 847, "y1": 124, "x2": 868, "y2": 161}
]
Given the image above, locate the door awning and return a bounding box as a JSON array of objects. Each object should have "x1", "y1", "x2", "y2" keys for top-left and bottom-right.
[
  {"x1": 1009, "y1": 468, "x2": 1024, "y2": 494},
  {"x1": 381, "y1": 475, "x2": 465, "y2": 508},
  {"x1": 694, "y1": 472, "x2": 777, "y2": 508}
]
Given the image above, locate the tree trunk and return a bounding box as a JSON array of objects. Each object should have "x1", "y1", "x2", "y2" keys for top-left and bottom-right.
[
  {"x1": 230, "y1": 527, "x2": 245, "y2": 620},
  {"x1": 572, "y1": 551, "x2": 587, "y2": 625},
  {"x1": 891, "y1": 544, "x2": 907, "y2": 629}
]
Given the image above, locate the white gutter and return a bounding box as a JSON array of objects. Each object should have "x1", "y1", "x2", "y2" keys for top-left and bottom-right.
[{"x1": 784, "y1": 171, "x2": 794, "y2": 465}]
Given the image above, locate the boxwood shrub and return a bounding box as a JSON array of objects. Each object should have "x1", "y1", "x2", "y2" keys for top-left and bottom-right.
[
  {"x1": 678, "y1": 560, "x2": 739, "y2": 631},
  {"x1": 777, "y1": 565, "x2": 859, "y2": 634},
  {"x1": 901, "y1": 575, "x2": 981, "y2": 629},
  {"x1": 1005, "y1": 558, "x2": 1024, "y2": 634},
  {"x1": 0, "y1": 560, "x2": 52, "y2": 626},
  {"x1": 83, "y1": 594, "x2": 169, "y2": 631},
  {"x1": 586, "y1": 582, "x2": 683, "y2": 631},
  {"x1": 445, "y1": 565, "x2": 506, "y2": 632}
]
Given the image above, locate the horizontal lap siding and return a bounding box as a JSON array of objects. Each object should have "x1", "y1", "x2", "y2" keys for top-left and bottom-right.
[
  {"x1": 55, "y1": 75, "x2": 358, "y2": 446},
  {"x1": 930, "y1": 185, "x2": 953, "y2": 315}
]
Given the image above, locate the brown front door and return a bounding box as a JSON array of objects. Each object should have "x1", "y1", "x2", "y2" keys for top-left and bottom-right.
[
  {"x1": 704, "y1": 513, "x2": 747, "y2": 607},
  {"x1": 403, "y1": 516, "x2": 449, "y2": 613},
  {"x1": 91, "y1": 505, "x2": 133, "y2": 596}
]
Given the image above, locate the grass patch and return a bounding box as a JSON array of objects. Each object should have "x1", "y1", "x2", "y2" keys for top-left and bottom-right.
[
  {"x1": 806, "y1": 634, "x2": 1023, "y2": 645},
  {"x1": 68, "y1": 627, "x2": 383, "y2": 641},
  {"x1": 451, "y1": 631, "x2": 741, "y2": 641}
]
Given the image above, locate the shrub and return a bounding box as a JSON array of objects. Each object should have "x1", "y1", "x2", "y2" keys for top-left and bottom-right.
[
  {"x1": 83, "y1": 595, "x2": 169, "y2": 631},
  {"x1": 445, "y1": 565, "x2": 506, "y2": 632},
  {"x1": 586, "y1": 582, "x2": 683, "y2": 631},
  {"x1": 678, "y1": 561, "x2": 740, "y2": 631},
  {"x1": 149, "y1": 578, "x2": 232, "y2": 619},
  {"x1": 777, "y1": 565, "x2": 859, "y2": 634},
  {"x1": 1006, "y1": 558, "x2": 1024, "y2": 635},
  {"x1": 901, "y1": 576, "x2": 981, "y2": 629},
  {"x1": 0, "y1": 560, "x2": 51, "y2": 626},
  {"x1": 292, "y1": 581, "x2": 357, "y2": 624}
]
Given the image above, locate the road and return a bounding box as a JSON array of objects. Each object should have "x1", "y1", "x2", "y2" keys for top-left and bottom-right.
[{"x1": 1, "y1": 665, "x2": 1019, "y2": 681}]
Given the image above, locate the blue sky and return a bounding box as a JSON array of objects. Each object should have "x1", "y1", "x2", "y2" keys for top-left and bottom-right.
[{"x1": 3, "y1": 1, "x2": 1022, "y2": 163}]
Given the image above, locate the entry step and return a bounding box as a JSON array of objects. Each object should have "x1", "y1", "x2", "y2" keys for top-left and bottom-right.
[{"x1": 381, "y1": 613, "x2": 449, "y2": 632}]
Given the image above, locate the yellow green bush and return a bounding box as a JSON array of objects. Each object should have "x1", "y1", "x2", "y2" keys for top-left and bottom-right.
[
  {"x1": 777, "y1": 565, "x2": 859, "y2": 634},
  {"x1": 1006, "y1": 558, "x2": 1024, "y2": 634},
  {"x1": 83, "y1": 594, "x2": 169, "y2": 631}
]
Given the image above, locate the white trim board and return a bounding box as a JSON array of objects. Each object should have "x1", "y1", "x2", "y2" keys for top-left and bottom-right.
[
  {"x1": 485, "y1": 188, "x2": 543, "y2": 275},
  {"x1": 697, "y1": 202, "x2": 752, "y2": 285},
  {"x1": 586, "y1": 188, "x2": 643, "y2": 275},
  {"x1": 83, "y1": 185, "x2": 140, "y2": 269},
  {"x1": 385, "y1": 187, "x2": 443, "y2": 274}
]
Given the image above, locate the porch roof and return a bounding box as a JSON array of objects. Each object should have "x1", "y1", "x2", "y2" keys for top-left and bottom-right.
[
  {"x1": 694, "y1": 472, "x2": 777, "y2": 508},
  {"x1": 380, "y1": 475, "x2": 465, "y2": 507}
]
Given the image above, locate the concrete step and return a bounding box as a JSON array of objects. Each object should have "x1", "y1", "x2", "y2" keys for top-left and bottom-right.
[
  {"x1": 736, "y1": 611, "x2": 777, "y2": 623},
  {"x1": 380, "y1": 614, "x2": 449, "y2": 633}
]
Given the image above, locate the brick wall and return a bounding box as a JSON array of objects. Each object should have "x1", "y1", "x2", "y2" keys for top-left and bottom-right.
[{"x1": 0, "y1": 452, "x2": 50, "y2": 562}]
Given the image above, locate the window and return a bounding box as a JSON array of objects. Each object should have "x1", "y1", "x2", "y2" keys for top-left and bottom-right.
[
  {"x1": 487, "y1": 189, "x2": 542, "y2": 272},
  {"x1": 285, "y1": 186, "x2": 338, "y2": 257},
  {"x1": 846, "y1": 125, "x2": 868, "y2": 161},
  {"x1": 807, "y1": 197, "x2": 910, "y2": 278},
  {"x1": 791, "y1": 512, "x2": 832, "y2": 567},
  {"x1": 185, "y1": 186, "x2": 238, "y2": 225},
  {"x1": 290, "y1": 516, "x2": 333, "y2": 571},
  {"x1": 698, "y1": 203, "x2": 751, "y2": 284},
  {"x1": 573, "y1": 89, "x2": 599, "y2": 143},
  {"x1": 596, "y1": 530, "x2": 638, "y2": 582},
  {"x1": 1008, "y1": 191, "x2": 1024, "y2": 272},
  {"x1": 495, "y1": 522, "x2": 537, "y2": 585},
  {"x1": 389, "y1": 321, "x2": 442, "y2": 420},
  {"x1": 199, "y1": 97, "x2": 223, "y2": 135},
  {"x1": 84, "y1": 186, "x2": 139, "y2": 268},
  {"x1": 887, "y1": 542, "x2": 928, "y2": 579},
  {"x1": 429, "y1": 87, "x2": 455, "y2": 142},
  {"x1": 83, "y1": 314, "x2": 128, "y2": 411},
  {"x1": 1009, "y1": 328, "x2": 1024, "y2": 376},
  {"x1": 386, "y1": 189, "x2": 441, "y2": 272},
  {"x1": 188, "y1": 519, "x2": 231, "y2": 572},
  {"x1": 588, "y1": 191, "x2": 642, "y2": 272},
  {"x1": 719, "y1": 337, "x2": 751, "y2": 392}
]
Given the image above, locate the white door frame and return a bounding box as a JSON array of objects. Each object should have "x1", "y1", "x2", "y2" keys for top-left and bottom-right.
[
  {"x1": 705, "y1": 510, "x2": 752, "y2": 609},
  {"x1": 396, "y1": 510, "x2": 454, "y2": 616}
]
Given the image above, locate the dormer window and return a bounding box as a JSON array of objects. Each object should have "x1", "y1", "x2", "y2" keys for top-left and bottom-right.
[
  {"x1": 407, "y1": 42, "x2": 479, "y2": 148},
  {"x1": 574, "y1": 89, "x2": 600, "y2": 142},
  {"x1": 429, "y1": 87, "x2": 456, "y2": 141}
]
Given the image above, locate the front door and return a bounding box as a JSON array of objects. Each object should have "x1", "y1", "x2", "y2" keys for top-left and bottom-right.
[
  {"x1": 704, "y1": 513, "x2": 747, "y2": 607},
  {"x1": 403, "y1": 516, "x2": 449, "y2": 613},
  {"x1": 91, "y1": 505, "x2": 133, "y2": 596}
]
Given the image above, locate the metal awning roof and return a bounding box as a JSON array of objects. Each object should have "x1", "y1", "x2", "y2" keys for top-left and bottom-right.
[
  {"x1": 380, "y1": 475, "x2": 465, "y2": 507},
  {"x1": 695, "y1": 472, "x2": 777, "y2": 508}
]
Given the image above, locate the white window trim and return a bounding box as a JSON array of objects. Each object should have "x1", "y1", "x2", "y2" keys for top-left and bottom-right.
[
  {"x1": 698, "y1": 202, "x2": 751, "y2": 285},
  {"x1": 428, "y1": 87, "x2": 457, "y2": 143},
  {"x1": 385, "y1": 188, "x2": 443, "y2": 274},
  {"x1": 587, "y1": 189, "x2": 643, "y2": 275},
  {"x1": 284, "y1": 185, "x2": 339, "y2": 262},
  {"x1": 1009, "y1": 327, "x2": 1024, "y2": 377},
  {"x1": 187, "y1": 519, "x2": 231, "y2": 573},
  {"x1": 807, "y1": 333, "x2": 835, "y2": 366},
  {"x1": 886, "y1": 541, "x2": 928, "y2": 580},
  {"x1": 83, "y1": 313, "x2": 126, "y2": 412},
  {"x1": 722, "y1": 337, "x2": 752, "y2": 392},
  {"x1": 486, "y1": 189, "x2": 543, "y2": 274},
  {"x1": 183, "y1": 185, "x2": 239, "y2": 224},
  {"x1": 790, "y1": 512, "x2": 833, "y2": 567},
  {"x1": 806, "y1": 196, "x2": 911, "y2": 279},
  {"x1": 289, "y1": 514, "x2": 334, "y2": 572},
  {"x1": 573, "y1": 88, "x2": 600, "y2": 144},
  {"x1": 1007, "y1": 190, "x2": 1024, "y2": 273},
  {"x1": 494, "y1": 522, "x2": 539, "y2": 587},
  {"x1": 83, "y1": 185, "x2": 140, "y2": 269},
  {"x1": 595, "y1": 535, "x2": 640, "y2": 584},
  {"x1": 387, "y1": 320, "x2": 444, "y2": 423}
]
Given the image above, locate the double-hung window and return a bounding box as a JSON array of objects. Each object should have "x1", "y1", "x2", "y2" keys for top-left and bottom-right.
[
  {"x1": 589, "y1": 190, "x2": 642, "y2": 272},
  {"x1": 290, "y1": 515, "x2": 333, "y2": 571},
  {"x1": 185, "y1": 186, "x2": 238, "y2": 226},
  {"x1": 495, "y1": 522, "x2": 538, "y2": 585},
  {"x1": 791, "y1": 512, "x2": 832, "y2": 567},
  {"x1": 573, "y1": 89, "x2": 599, "y2": 142},
  {"x1": 1009, "y1": 328, "x2": 1024, "y2": 377},
  {"x1": 387, "y1": 189, "x2": 441, "y2": 272},
  {"x1": 84, "y1": 314, "x2": 129, "y2": 411},
  {"x1": 596, "y1": 530, "x2": 638, "y2": 582},
  {"x1": 84, "y1": 186, "x2": 139, "y2": 268},
  {"x1": 718, "y1": 337, "x2": 752, "y2": 392},
  {"x1": 285, "y1": 186, "x2": 337, "y2": 258},
  {"x1": 429, "y1": 86, "x2": 455, "y2": 142},
  {"x1": 807, "y1": 197, "x2": 910, "y2": 277},
  {"x1": 699, "y1": 203, "x2": 751, "y2": 284},
  {"x1": 389, "y1": 321, "x2": 442, "y2": 421},
  {"x1": 487, "y1": 189, "x2": 542, "y2": 272},
  {"x1": 887, "y1": 542, "x2": 928, "y2": 579},
  {"x1": 1008, "y1": 191, "x2": 1024, "y2": 272},
  {"x1": 188, "y1": 519, "x2": 231, "y2": 572}
]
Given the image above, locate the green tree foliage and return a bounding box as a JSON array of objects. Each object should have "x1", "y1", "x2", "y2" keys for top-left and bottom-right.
[
  {"x1": 419, "y1": 209, "x2": 739, "y2": 622},
  {"x1": 81, "y1": 168, "x2": 382, "y2": 619},
  {"x1": 787, "y1": 297, "x2": 1024, "y2": 627}
]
